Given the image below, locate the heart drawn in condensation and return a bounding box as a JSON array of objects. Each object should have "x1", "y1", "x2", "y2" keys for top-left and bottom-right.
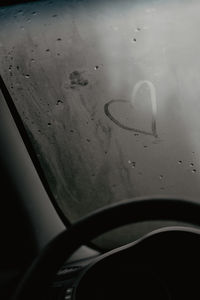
[{"x1": 104, "y1": 80, "x2": 158, "y2": 138}]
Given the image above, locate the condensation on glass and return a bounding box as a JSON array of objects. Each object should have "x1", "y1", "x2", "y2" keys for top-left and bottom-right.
[{"x1": 1, "y1": 0, "x2": 200, "y2": 247}]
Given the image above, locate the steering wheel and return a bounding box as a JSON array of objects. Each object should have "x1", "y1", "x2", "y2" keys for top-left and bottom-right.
[{"x1": 12, "y1": 196, "x2": 200, "y2": 300}]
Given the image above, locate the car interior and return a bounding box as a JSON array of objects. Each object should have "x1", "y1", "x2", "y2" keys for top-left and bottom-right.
[{"x1": 1, "y1": 0, "x2": 200, "y2": 299}]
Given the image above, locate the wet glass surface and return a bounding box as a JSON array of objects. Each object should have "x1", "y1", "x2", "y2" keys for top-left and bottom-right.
[{"x1": 1, "y1": 0, "x2": 200, "y2": 246}]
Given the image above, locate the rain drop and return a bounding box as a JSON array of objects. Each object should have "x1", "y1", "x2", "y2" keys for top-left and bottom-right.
[
  {"x1": 128, "y1": 160, "x2": 136, "y2": 168},
  {"x1": 56, "y1": 100, "x2": 63, "y2": 105}
]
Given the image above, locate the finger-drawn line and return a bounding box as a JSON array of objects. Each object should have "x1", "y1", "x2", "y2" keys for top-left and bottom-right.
[
  {"x1": 104, "y1": 100, "x2": 154, "y2": 136},
  {"x1": 104, "y1": 80, "x2": 158, "y2": 138}
]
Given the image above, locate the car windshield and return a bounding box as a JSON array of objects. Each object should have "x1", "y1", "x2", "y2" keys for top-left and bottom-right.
[{"x1": 1, "y1": 0, "x2": 200, "y2": 248}]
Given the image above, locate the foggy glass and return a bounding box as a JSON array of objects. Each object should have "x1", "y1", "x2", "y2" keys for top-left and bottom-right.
[{"x1": 1, "y1": 0, "x2": 200, "y2": 246}]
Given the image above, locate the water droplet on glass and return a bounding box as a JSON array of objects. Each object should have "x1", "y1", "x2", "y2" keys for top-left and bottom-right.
[
  {"x1": 16, "y1": 66, "x2": 19, "y2": 70},
  {"x1": 70, "y1": 130, "x2": 74, "y2": 133},
  {"x1": 31, "y1": 58, "x2": 35, "y2": 62},
  {"x1": 82, "y1": 80, "x2": 88, "y2": 86},
  {"x1": 190, "y1": 163, "x2": 194, "y2": 167},
  {"x1": 136, "y1": 27, "x2": 141, "y2": 32},
  {"x1": 57, "y1": 38, "x2": 62, "y2": 41},
  {"x1": 25, "y1": 74, "x2": 30, "y2": 78},
  {"x1": 32, "y1": 11, "x2": 37, "y2": 15},
  {"x1": 48, "y1": 122, "x2": 52, "y2": 127},
  {"x1": 52, "y1": 14, "x2": 57, "y2": 18},
  {"x1": 56, "y1": 100, "x2": 63, "y2": 105},
  {"x1": 143, "y1": 145, "x2": 148, "y2": 148},
  {"x1": 86, "y1": 139, "x2": 91, "y2": 143},
  {"x1": 46, "y1": 48, "x2": 50, "y2": 52},
  {"x1": 178, "y1": 160, "x2": 182, "y2": 164},
  {"x1": 132, "y1": 38, "x2": 137, "y2": 43},
  {"x1": 159, "y1": 175, "x2": 164, "y2": 179},
  {"x1": 128, "y1": 160, "x2": 136, "y2": 168},
  {"x1": 94, "y1": 66, "x2": 99, "y2": 70},
  {"x1": 192, "y1": 169, "x2": 197, "y2": 173}
]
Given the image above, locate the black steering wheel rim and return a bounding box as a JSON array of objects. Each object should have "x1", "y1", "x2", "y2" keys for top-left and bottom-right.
[{"x1": 12, "y1": 196, "x2": 200, "y2": 300}]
